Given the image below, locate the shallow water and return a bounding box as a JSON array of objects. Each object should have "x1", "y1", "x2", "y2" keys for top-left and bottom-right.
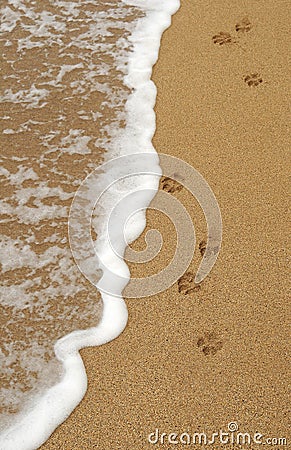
[{"x1": 1, "y1": 0, "x2": 143, "y2": 430}]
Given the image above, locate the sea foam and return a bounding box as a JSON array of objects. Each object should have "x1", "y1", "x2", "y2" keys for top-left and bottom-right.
[{"x1": 0, "y1": 0, "x2": 180, "y2": 448}]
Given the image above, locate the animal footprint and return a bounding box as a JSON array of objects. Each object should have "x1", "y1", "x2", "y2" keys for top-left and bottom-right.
[
  {"x1": 197, "y1": 331, "x2": 223, "y2": 356},
  {"x1": 178, "y1": 271, "x2": 201, "y2": 295},
  {"x1": 212, "y1": 32, "x2": 234, "y2": 46},
  {"x1": 212, "y1": 18, "x2": 252, "y2": 50},
  {"x1": 161, "y1": 176, "x2": 183, "y2": 194},
  {"x1": 199, "y1": 240, "x2": 207, "y2": 256},
  {"x1": 244, "y1": 73, "x2": 263, "y2": 87},
  {"x1": 235, "y1": 17, "x2": 252, "y2": 33}
]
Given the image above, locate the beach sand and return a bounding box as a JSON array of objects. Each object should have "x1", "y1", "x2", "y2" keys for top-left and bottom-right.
[{"x1": 40, "y1": 0, "x2": 290, "y2": 448}]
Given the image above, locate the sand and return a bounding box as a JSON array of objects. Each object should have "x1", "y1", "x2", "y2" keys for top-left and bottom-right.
[{"x1": 37, "y1": 0, "x2": 290, "y2": 448}]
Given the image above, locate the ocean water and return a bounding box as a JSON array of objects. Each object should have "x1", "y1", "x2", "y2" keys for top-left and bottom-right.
[{"x1": 0, "y1": 0, "x2": 180, "y2": 448}]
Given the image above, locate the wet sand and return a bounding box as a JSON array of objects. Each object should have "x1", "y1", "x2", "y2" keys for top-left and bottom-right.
[{"x1": 40, "y1": 0, "x2": 290, "y2": 448}]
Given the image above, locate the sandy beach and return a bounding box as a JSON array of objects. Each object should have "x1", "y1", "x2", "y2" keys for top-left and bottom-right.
[{"x1": 20, "y1": 0, "x2": 290, "y2": 448}]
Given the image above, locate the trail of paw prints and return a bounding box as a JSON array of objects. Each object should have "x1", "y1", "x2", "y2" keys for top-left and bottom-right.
[
  {"x1": 178, "y1": 271, "x2": 201, "y2": 295},
  {"x1": 212, "y1": 17, "x2": 265, "y2": 88},
  {"x1": 212, "y1": 16, "x2": 252, "y2": 48},
  {"x1": 197, "y1": 331, "x2": 223, "y2": 356},
  {"x1": 161, "y1": 176, "x2": 183, "y2": 194}
]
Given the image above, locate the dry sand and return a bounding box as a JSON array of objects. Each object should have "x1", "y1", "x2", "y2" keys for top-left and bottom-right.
[{"x1": 40, "y1": 0, "x2": 290, "y2": 448}]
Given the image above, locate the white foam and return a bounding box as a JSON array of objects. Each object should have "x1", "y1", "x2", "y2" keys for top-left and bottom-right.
[
  {"x1": 0, "y1": 0, "x2": 180, "y2": 448},
  {"x1": 0, "y1": 86, "x2": 49, "y2": 109},
  {"x1": 0, "y1": 6, "x2": 21, "y2": 32}
]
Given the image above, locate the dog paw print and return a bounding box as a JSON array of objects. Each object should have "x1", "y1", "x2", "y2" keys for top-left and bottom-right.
[
  {"x1": 198, "y1": 239, "x2": 220, "y2": 258},
  {"x1": 178, "y1": 271, "x2": 201, "y2": 295},
  {"x1": 212, "y1": 18, "x2": 252, "y2": 51},
  {"x1": 197, "y1": 331, "x2": 223, "y2": 356},
  {"x1": 161, "y1": 176, "x2": 183, "y2": 194},
  {"x1": 235, "y1": 17, "x2": 252, "y2": 33},
  {"x1": 244, "y1": 73, "x2": 263, "y2": 87},
  {"x1": 199, "y1": 240, "x2": 207, "y2": 256},
  {"x1": 212, "y1": 31, "x2": 235, "y2": 46}
]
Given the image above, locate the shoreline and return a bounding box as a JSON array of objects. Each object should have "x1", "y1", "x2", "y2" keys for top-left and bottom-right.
[{"x1": 40, "y1": 0, "x2": 290, "y2": 448}]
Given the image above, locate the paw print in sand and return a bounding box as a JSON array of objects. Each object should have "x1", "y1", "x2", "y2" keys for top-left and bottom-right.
[
  {"x1": 198, "y1": 239, "x2": 220, "y2": 258},
  {"x1": 197, "y1": 331, "x2": 223, "y2": 356},
  {"x1": 178, "y1": 271, "x2": 201, "y2": 295},
  {"x1": 199, "y1": 240, "x2": 207, "y2": 256},
  {"x1": 235, "y1": 17, "x2": 252, "y2": 33},
  {"x1": 212, "y1": 18, "x2": 252, "y2": 50},
  {"x1": 244, "y1": 73, "x2": 263, "y2": 87},
  {"x1": 212, "y1": 32, "x2": 234, "y2": 46},
  {"x1": 161, "y1": 176, "x2": 183, "y2": 194}
]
